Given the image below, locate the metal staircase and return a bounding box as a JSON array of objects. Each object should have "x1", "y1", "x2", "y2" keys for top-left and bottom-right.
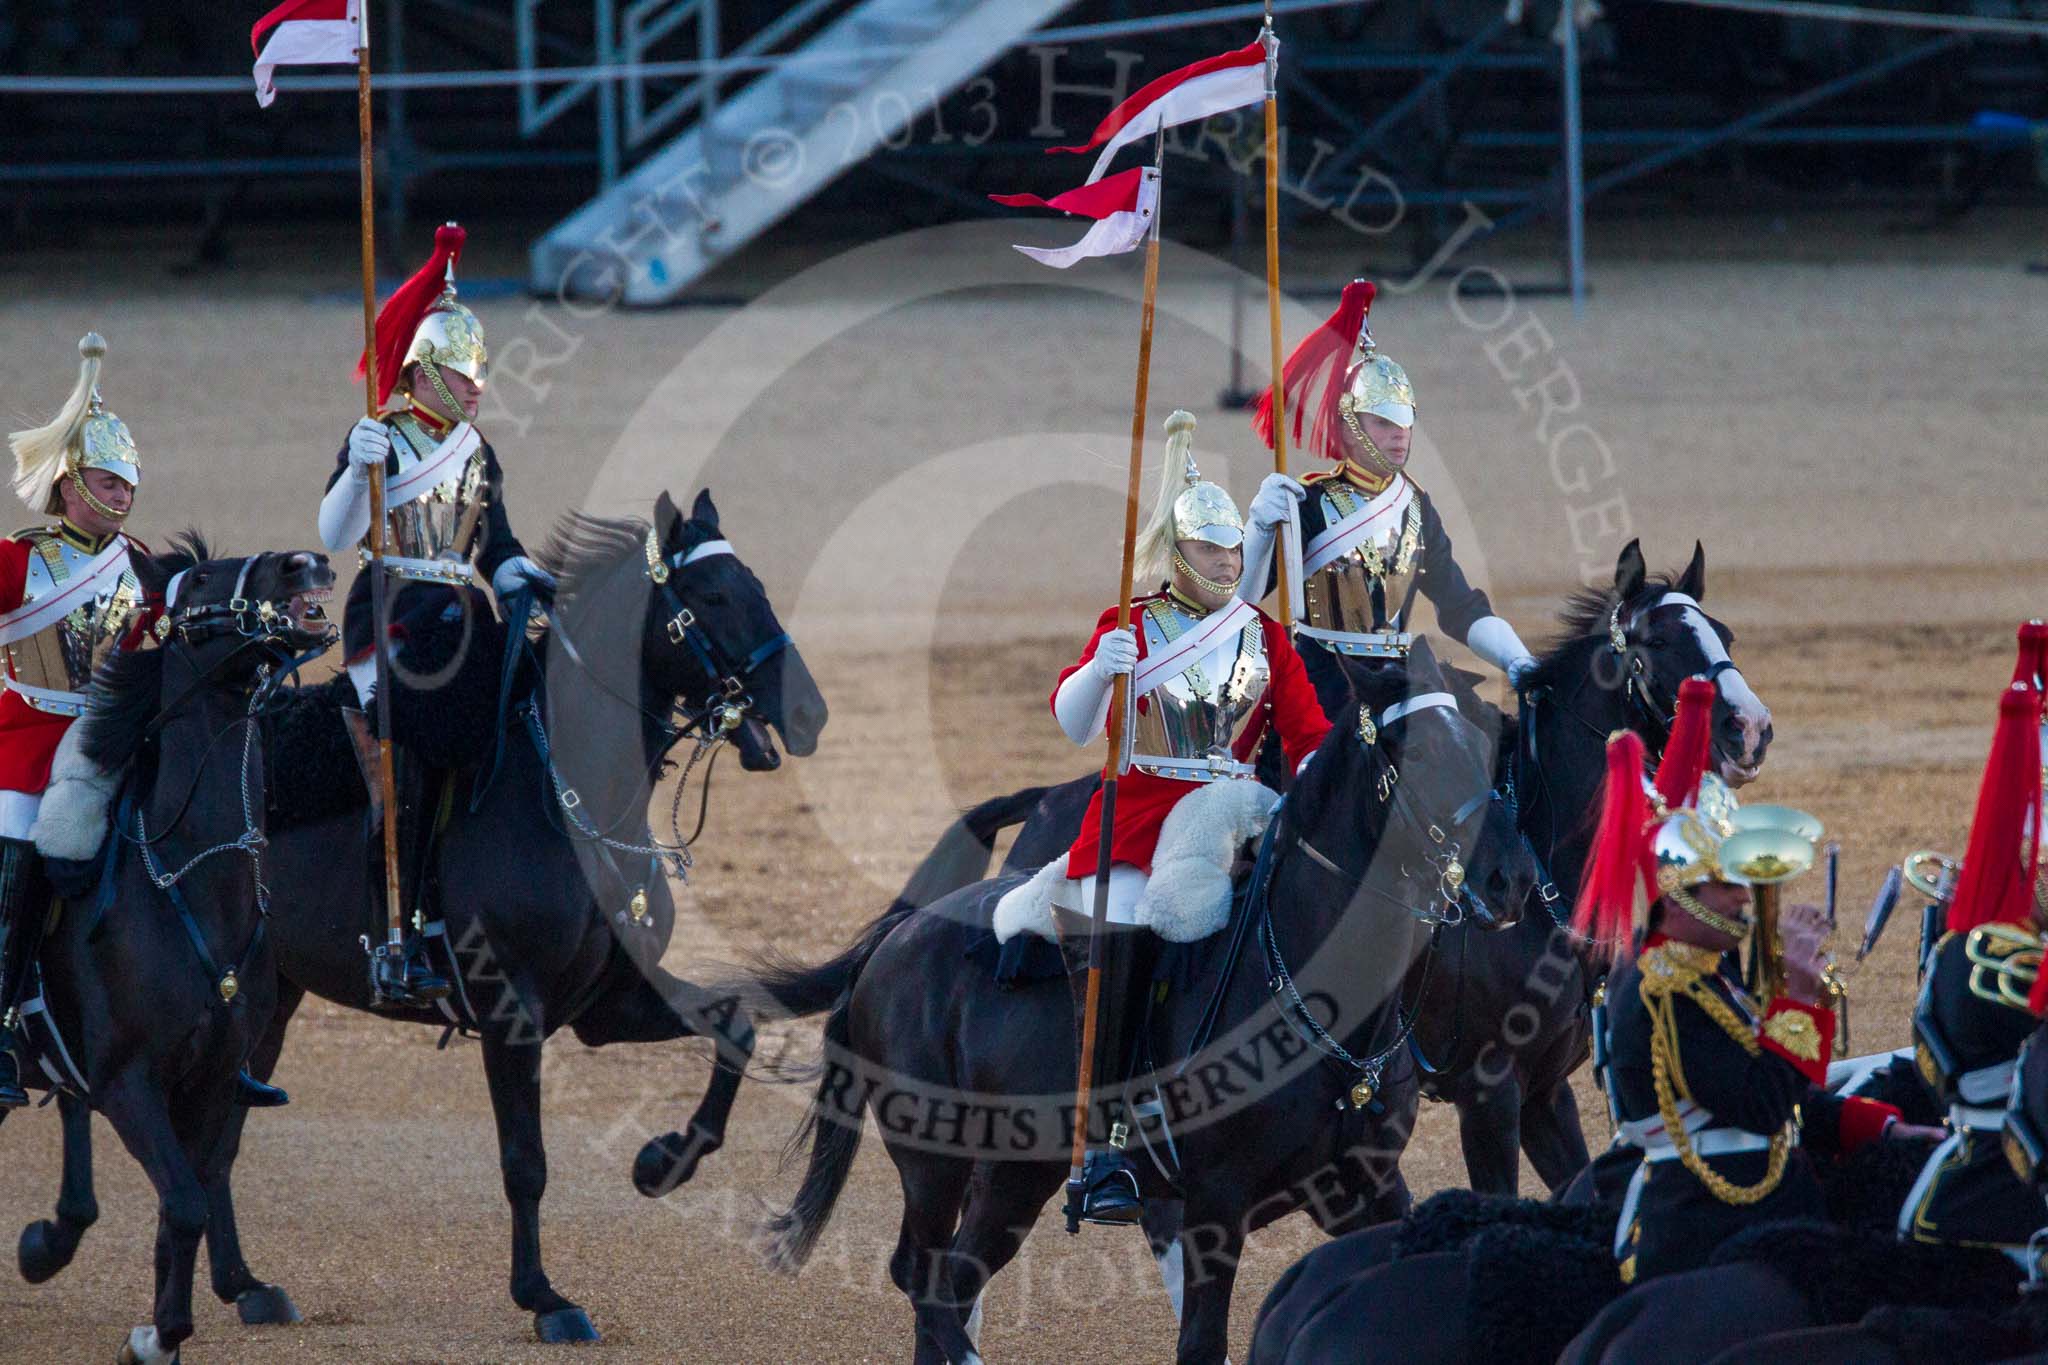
[{"x1": 530, "y1": 0, "x2": 1076, "y2": 305}]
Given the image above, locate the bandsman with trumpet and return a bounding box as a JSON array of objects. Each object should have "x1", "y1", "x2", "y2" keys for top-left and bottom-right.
[
  {"x1": 1574, "y1": 707, "x2": 1936, "y2": 1282},
  {"x1": 1898, "y1": 625, "x2": 2048, "y2": 1257}
]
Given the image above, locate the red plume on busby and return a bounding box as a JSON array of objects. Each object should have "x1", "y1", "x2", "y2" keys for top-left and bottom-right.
[
  {"x1": 2014, "y1": 619, "x2": 2048, "y2": 692},
  {"x1": 1573, "y1": 730, "x2": 1653, "y2": 962},
  {"x1": 1654, "y1": 677, "x2": 1718, "y2": 811},
  {"x1": 356, "y1": 222, "x2": 466, "y2": 408},
  {"x1": 1948, "y1": 682, "x2": 2043, "y2": 937},
  {"x1": 1252, "y1": 279, "x2": 1373, "y2": 463}
]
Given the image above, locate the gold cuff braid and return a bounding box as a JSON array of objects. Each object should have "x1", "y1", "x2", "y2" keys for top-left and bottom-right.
[{"x1": 1637, "y1": 943, "x2": 1793, "y2": 1207}]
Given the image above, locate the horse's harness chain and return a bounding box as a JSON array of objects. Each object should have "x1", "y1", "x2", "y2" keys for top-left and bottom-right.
[
  {"x1": 527, "y1": 705, "x2": 692, "y2": 883},
  {"x1": 129, "y1": 559, "x2": 330, "y2": 915},
  {"x1": 1261, "y1": 912, "x2": 1425, "y2": 1099},
  {"x1": 523, "y1": 533, "x2": 791, "y2": 885},
  {"x1": 1259, "y1": 699, "x2": 1477, "y2": 1097}
]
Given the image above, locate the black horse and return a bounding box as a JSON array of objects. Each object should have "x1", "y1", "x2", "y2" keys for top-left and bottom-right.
[
  {"x1": 15, "y1": 539, "x2": 334, "y2": 1365},
  {"x1": 876, "y1": 539, "x2": 1770, "y2": 1200},
  {"x1": 1401, "y1": 537, "x2": 1773, "y2": 1195},
  {"x1": 22, "y1": 491, "x2": 827, "y2": 1345},
  {"x1": 757, "y1": 642, "x2": 1519, "y2": 1364}
]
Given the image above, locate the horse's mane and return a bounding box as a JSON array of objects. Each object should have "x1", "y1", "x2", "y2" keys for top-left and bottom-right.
[
  {"x1": 78, "y1": 531, "x2": 212, "y2": 770},
  {"x1": 1523, "y1": 570, "x2": 1685, "y2": 692},
  {"x1": 537, "y1": 510, "x2": 648, "y2": 602}
]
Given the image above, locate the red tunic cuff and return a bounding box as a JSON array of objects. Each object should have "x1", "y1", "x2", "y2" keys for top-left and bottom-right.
[
  {"x1": 1759, "y1": 997, "x2": 1834, "y2": 1084},
  {"x1": 1836, "y1": 1096, "x2": 1903, "y2": 1154}
]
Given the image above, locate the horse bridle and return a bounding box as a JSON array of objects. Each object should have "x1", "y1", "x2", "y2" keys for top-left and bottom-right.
[
  {"x1": 1294, "y1": 691, "x2": 1490, "y2": 927},
  {"x1": 1512, "y1": 593, "x2": 1740, "y2": 925},
  {"x1": 1604, "y1": 596, "x2": 1739, "y2": 738},
  {"x1": 120, "y1": 555, "x2": 338, "y2": 1009},
  {"x1": 1259, "y1": 690, "x2": 1496, "y2": 1104},
  {"x1": 518, "y1": 530, "x2": 794, "y2": 892},
  {"x1": 646, "y1": 529, "x2": 791, "y2": 741},
  {"x1": 147, "y1": 554, "x2": 337, "y2": 735}
]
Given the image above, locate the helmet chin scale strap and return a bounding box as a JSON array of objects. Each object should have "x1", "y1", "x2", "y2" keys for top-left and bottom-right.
[
  {"x1": 1171, "y1": 547, "x2": 1238, "y2": 601},
  {"x1": 419, "y1": 362, "x2": 468, "y2": 426},
  {"x1": 1667, "y1": 883, "x2": 1753, "y2": 941},
  {"x1": 69, "y1": 468, "x2": 129, "y2": 521},
  {"x1": 1338, "y1": 399, "x2": 1397, "y2": 485}
]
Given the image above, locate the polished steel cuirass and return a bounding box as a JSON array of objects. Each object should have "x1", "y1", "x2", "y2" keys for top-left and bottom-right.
[
  {"x1": 1300, "y1": 480, "x2": 1424, "y2": 654},
  {"x1": 1128, "y1": 598, "x2": 1268, "y2": 782},
  {"x1": 4, "y1": 529, "x2": 141, "y2": 713},
  {"x1": 370, "y1": 416, "x2": 489, "y2": 585}
]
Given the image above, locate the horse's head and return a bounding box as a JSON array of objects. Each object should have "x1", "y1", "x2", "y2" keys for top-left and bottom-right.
[
  {"x1": 1298, "y1": 638, "x2": 1504, "y2": 928},
  {"x1": 133, "y1": 536, "x2": 336, "y2": 685},
  {"x1": 646, "y1": 489, "x2": 827, "y2": 769},
  {"x1": 1603, "y1": 539, "x2": 1772, "y2": 785}
]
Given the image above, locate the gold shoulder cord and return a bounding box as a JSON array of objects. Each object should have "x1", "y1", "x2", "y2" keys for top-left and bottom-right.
[{"x1": 1637, "y1": 944, "x2": 1793, "y2": 1206}]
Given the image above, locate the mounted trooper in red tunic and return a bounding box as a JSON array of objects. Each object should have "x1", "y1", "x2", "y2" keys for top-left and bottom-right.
[
  {"x1": 1047, "y1": 410, "x2": 1329, "y2": 1223},
  {"x1": 0, "y1": 335, "x2": 277, "y2": 1110},
  {"x1": 1243, "y1": 281, "x2": 1538, "y2": 715},
  {"x1": 316, "y1": 224, "x2": 554, "y2": 1008},
  {"x1": 0, "y1": 335, "x2": 150, "y2": 1107}
]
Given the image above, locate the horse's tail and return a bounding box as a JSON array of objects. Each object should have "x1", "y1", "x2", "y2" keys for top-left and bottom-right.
[
  {"x1": 761, "y1": 978, "x2": 864, "y2": 1272},
  {"x1": 743, "y1": 785, "x2": 1047, "y2": 1020}
]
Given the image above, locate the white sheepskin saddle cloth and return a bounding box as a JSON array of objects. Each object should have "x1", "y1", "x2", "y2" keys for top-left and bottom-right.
[
  {"x1": 992, "y1": 779, "x2": 1279, "y2": 946},
  {"x1": 31, "y1": 722, "x2": 122, "y2": 863}
]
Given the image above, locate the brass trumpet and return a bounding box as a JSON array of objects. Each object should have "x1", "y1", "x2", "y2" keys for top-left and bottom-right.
[{"x1": 1725, "y1": 805, "x2": 1822, "y2": 1003}]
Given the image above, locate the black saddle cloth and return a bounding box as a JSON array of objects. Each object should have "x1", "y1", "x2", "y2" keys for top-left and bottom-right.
[
  {"x1": 375, "y1": 586, "x2": 516, "y2": 769},
  {"x1": 266, "y1": 598, "x2": 533, "y2": 832}
]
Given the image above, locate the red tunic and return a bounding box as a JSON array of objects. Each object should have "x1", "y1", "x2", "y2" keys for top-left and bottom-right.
[
  {"x1": 0, "y1": 528, "x2": 155, "y2": 796},
  {"x1": 1055, "y1": 594, "x2": 1330, "y2": 879}
]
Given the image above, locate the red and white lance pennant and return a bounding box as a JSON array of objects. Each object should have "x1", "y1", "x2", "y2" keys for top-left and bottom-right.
[
  {"x1": 989, "y1": 38, "x2": 1266, "y2": 268},
  {"x1": 250, "y1": 0, "x2": 362, "y2": 107},
  {"x1": 1050, "y1": 40, "x2": 1266, "y2": 184},
  {"x1": 988, "y1": 167, "x2": 1159, "y2": 269}
]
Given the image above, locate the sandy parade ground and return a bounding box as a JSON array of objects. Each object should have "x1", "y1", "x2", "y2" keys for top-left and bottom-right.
[{"x1": 0, "y1": 208, "x2": 2044, "y2": 1361}]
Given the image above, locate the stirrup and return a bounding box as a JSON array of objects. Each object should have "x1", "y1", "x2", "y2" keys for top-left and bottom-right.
[
  {"x1": 1066, "y1": 1147, "x2": 1143, "y2": 1227},
  {"x1": 364, "y1": 938, "x2": 447, "y2": 1009}
]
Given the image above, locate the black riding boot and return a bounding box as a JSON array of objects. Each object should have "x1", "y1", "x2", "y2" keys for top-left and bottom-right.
[
  {"x1": 1057, "y1": 909, "x2": 1148, "y2": 1227},
  {"x1": 0, "y1": 838, "x2": 51, "y2": 1107},
  {"x1": 234, "y1": 1072, "x2": 289, "y2": 1107},
  {"x1": 365, "y1": 759, "x2": 450, "y2": 1009}
]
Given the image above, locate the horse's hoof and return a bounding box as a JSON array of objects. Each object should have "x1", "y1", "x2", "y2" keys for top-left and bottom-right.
[
  {"x1": 235, "y1": 1283, "x2": 303, "y2": 1325},
  {"x1": 19, "y1": 1218, "x2": 78, "y2": 1284},
  {"x1": 633, "y1": 1125, "x2": 719, "y2": 1198},
  {"x1": 117, "y1": 1325, "x2": 178, "y2": 1365},
  {"x1": 533, "y1": 1307, "x2": 600, "y2": 1343}
]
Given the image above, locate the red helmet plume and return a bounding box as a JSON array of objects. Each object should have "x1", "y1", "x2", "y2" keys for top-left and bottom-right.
[
  {"x1": 1654, "y1": 677, "x2": 1718, "y2": 811},
  {"x1": 2014, "y1": 619, "x2": 2048, "y2": 692},
  {"x1": 356, "y1": 222, "x2": 466, "y2": 408},
  {"x1": 1573, "y1": 730, "x2": 1653, "y2": 963},
  {"x1": 1252, "y1": 279, "x2": 1373, "y2": 464},
  {"x1": 1949, "y1": 683, "x2": 2043, "y2": 937}
]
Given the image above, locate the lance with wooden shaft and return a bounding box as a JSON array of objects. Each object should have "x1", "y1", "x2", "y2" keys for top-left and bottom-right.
[
  {"x1": 354, "y1": 0, "x2": 405, "y2": 967},
  {"x1": 1066, "y1": 127, "x2": 1166, "y2": 1234},
  {"x1": 1259, "y1": 10, "x2": 1293, "y2": 627}
]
